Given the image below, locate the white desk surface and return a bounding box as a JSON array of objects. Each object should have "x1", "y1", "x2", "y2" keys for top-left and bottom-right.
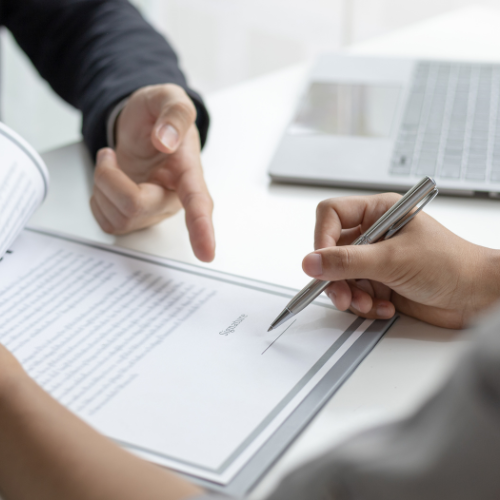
[{"x1": 31, "y1": 5, "x2": 500, "y2": 497}]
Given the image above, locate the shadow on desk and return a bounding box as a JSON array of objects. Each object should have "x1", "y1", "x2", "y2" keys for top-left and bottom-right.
[{"x1": 387, "y1": 314, "x2": 464, "y2": 343}]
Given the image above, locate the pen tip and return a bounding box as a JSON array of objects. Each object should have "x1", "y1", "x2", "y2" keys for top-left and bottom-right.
[{"x1": 267, "y1": 326, "x2": 273, "y2": 332}]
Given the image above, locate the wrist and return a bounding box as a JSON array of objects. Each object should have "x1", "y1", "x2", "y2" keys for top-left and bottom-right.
[{"x1": 106, "y1": 97, "x2": 129, "y2": 149}]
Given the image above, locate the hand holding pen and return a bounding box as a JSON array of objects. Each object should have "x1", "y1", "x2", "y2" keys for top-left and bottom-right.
[
  {"x1": 269, "y1": 178, "x2": 500, "y2": 330},
  {"x1": 269, "y1": 177, "x2": 438, "y2": 331},
  {"x1": 300, "y1": 184, "x2": 500, "y2": 329}
]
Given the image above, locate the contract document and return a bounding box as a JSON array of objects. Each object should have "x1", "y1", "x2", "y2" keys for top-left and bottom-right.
[
  {"x1": 0, "y1": 228, "x2": 396, "y2": 493},
  {"x1": 0, "y1": 121, "x2": 395, "y2": 493}
]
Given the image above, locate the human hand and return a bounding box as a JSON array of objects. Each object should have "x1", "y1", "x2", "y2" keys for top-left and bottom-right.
[
  {"x1": 90, "y1": 84, "x2": 215, "y2": 262},
  {"x1": 302, "y1": 194, "x2": 500, "y2": 329}
]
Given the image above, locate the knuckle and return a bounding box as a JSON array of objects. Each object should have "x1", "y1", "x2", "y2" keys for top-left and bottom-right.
[
  {"x1": 183, "y1": 192, "x2": 198, "y2": 209},
  {"x1": 379, "y1": 243, "x2": 402, "y2": 280},
  {"x1": 171, "y1": 100, "x2": 197, "y2": 123},
  {"x1": 316, "y1": 199, "x2": 331, "y2": 216},
  {"x1": 163, "y1": 82, "x2": 183, "y2": 95},
  {"x1": 325, "y1": 247, "x2": 352, "y2": 276},
  {"x1": 100, "y1": 223, "x2": 114, "y2": 234},
  {"x1": 335, "y1": 247, "x2": 352, "y2": 273},
  {"x1": 184, "y1": 191, "x2": 211, "y2": 210},
  {"x1": 120, "y1": 193, "x2": 142, "y2": 219},
  {"x1": 93, "y1": 165, "x2": 107, "y2": 185},
  {"x1": 207, "y1": 192, "x2": 214, "y2": 210},
  {"x1": 112, "y1": 214, "x2": 133, "y2": 233},
  {"x1": 132, "y1": 85, "x2": 150, "y2": 99},
  {"x1": 316, "y1": 198, "x2": 337, "y2": 212},
  {"x1": 382, "y1": 192, "x2": 402, "y2": 206}
]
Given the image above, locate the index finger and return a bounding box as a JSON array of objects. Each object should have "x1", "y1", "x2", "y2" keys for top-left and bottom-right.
[
  {"x1": 150, "y1": 124, "x2": 216, "y2": 262},
  {"x1": 314, "y1": 193, "x2": 401, "y2": 250},
  {"x1": 175, "y1": 166, "x2": 215, "y2": 263}
]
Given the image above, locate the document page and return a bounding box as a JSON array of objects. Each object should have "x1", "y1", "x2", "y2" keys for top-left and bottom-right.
[
  {"x1": 0, "y1": 230, "x2": 381, "y2": 485},
  {"x1": 0, "y1": 123, "x2": 49, "y2": 258}
]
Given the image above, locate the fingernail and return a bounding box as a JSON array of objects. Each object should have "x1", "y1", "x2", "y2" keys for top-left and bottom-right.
[
  {"x1": 303, "y1": 253, "x2": 323, "y2": 277},
  {"x1": 326, "y1": 289, "x2": 336, "y2": 301},
  {"x1": 96, "y1": 148, "x2": 112, "y2": 162},
  {"x1": 158, "y1": 124, "x2": 179, "y2": 150},
  {"x1": 351, "y1": 299, "x2": 361, "y2": 311},
  {"x1": 376, "y1": 304, "x2": 393, "y2": 318}
]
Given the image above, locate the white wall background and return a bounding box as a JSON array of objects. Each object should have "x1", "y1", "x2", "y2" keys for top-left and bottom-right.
[{"x1": 0, "y1": 0, "x2": 498, "y2": 152}]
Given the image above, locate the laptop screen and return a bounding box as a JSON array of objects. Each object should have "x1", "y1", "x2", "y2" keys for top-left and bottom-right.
[{"x1": 289, "y1": 82, "x2": 401, "y2": 138}]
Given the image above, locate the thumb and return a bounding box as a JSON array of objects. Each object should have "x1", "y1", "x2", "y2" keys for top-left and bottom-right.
[
  {"x1": 302, "y1": 244, "x2": 393, "y2": 283},
  {"x1": 151, "y1": 87, "x2": 197, "y2": 154}
]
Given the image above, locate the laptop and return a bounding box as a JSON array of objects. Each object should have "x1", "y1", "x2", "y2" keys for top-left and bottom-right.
[{"x1": 268, "y1": 53, "x2": 500, "y2": 197}]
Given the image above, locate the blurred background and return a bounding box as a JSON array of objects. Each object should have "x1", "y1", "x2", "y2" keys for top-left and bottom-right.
[{"x1": 1, "y1": 0, "x2": 499, "y2": 152}]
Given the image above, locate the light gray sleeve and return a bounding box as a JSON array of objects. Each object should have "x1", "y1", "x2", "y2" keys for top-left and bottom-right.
[
  {"x1": 264, "y1": 308, "x2": 500, "y2": 500},
  {"x1": 196, "y1": 307, "x2": 500, "y2": 500}
]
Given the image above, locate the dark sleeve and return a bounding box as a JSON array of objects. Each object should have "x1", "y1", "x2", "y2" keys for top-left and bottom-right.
[{"x1": 1, "y1": 0, "x2": 209, "y2": 157}]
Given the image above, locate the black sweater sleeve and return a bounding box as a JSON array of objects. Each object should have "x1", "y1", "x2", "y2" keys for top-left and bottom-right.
[{"x1": 0, "y1": 0, "x2": 209, "y2": 157}]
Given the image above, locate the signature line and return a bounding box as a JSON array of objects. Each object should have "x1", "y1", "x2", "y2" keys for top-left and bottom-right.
[{"x1": 262, "y1": 320, "x2": 297, "y2": 355}]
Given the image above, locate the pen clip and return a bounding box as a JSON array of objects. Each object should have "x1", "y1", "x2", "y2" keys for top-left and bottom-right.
[{"x1": 383, "y1": 188, "x2": 439, "y2": 240}]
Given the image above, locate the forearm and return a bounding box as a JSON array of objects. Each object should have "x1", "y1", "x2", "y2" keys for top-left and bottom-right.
[{"x1": 0, "y1": 357, "x2": 201, "y2": 500}]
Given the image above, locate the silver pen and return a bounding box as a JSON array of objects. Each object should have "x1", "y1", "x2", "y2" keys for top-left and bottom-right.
[{"x1": 268, "y1": 177, "x2": 439, "y2": 332}]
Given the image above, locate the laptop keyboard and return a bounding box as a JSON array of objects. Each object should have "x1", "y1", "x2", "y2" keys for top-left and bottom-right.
[{"x1": 390, "y1": 61, "x2": 500, "y2": 182}]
